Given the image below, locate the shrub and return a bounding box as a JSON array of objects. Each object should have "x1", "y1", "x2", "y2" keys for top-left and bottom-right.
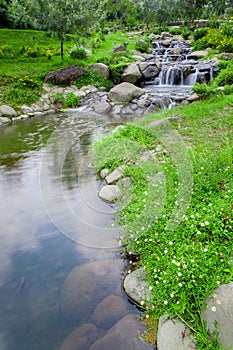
[
  {"x1": 193, "y1": 27, "x2": 209, "y2": 41},
  {"x1": 214, "y1": 65, "x2": 233, "y2": 86},
  {"x1": 217, "y1": 37, "x2": 233, "y2": 53},
  {"x1": 192, "y1": 83, "x2": 217, "y2": 98},
  {"x1": 70, "y1": 47, "x2": 88, "y2": 60},
  {"x1": 169, "y1": 27, "x2": 183, "y2": 35},
  {"x1": 182, "y1": 29, "x2": 191, "y2": 40},
  {"x1": 109, "y1": 63, "x2": 128, "y2": 84},
  {"x1": 75, "y1": 68, "x2": 113, "y2": 90},
  {"x1": 135, "y1": 39, "x2": 150, "y2": 53},
  {"x1": 63, "y1": 92, "x2": 81, "y2": 108},
  {"x1": 20, "y1": 44, "x2": 42, "y2": 58}
]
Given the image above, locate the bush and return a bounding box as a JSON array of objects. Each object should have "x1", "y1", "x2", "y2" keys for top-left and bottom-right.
[
  {"x1": 214, "y1": 65, "x2": 233, "y2": 86},
  {"x1": 192, "y1": 83, "x2": 217, "y2": 98},
  {"x1": 63, "y1": 92, "x2": 80, "y2": 108},
  {"x1": 169, "y1": 27, "x2": 183, "y2": 35},
  {"x1": 135, "y1": 40, "x2": 150, "y2": 53},
  {"x1": 109, "y1": 63, "x2": 128, "y2": 84},
  {"x1": 70, "y1": 47, "x2": 88, "y2": 60},
  {"x1": 193, "y1": 27, "x2": 209, "y2": 41},
  {"x1": 20, "y1": 44, "x2": 41, "y2": 58},
  {"x1": 182, "y1": 29, "x2": 191, "y2": 40},
  {"x1": 75, "y1": 68, "x2": 113, "y2": 91}
]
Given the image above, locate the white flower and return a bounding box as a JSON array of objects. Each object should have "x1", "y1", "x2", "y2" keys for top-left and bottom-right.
[
  {"x1": 169, "y1": 241, "x2": 173, "y2": 245},
  {"x1": 205, "y1": 221, "x2": 209, "y2": 225},
  {"x1": 140, "y1": 301, "x2": 145, "y2": 306},
  {"x1": 211, "y1": 306, "x2": 217, "y2": 312},
  {"x1": 178, "y1": 282, "x2": 182, "y2": 287},
  {"x1": 149, "y1": 286, "x2": 153, "y2": 291},
  {"x1": 204, "y1": 247, "x2": 208, "y2": 252},
  {"x1": 178, "y1": 272, "x2": 182, "y2": 277},
  {"x1": 164, "y1": 300, "x2": 168, "y2": 305},
  {"x1": 164, "y1": 249, "x2": 168, "y2": 254}
]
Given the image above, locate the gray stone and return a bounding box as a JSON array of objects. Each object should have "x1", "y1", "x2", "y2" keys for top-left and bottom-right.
[
  {"x1": 33, "y1": 112, "x2": 45, "y2": 117},
  {"x1": 123, "y1": 267, "x2": 151, "y2": 305},
  {"x1": 18, "y1": 114, "x2": 29, "y2": 120},
  {"x1": 89, "y1": 314, "x2": 152, "y2": 350},
  {"x1": 138, "y1": 62, "x2": 148, "y2": 72},
  {"x1": 94, "y1": 101, "x2": 112, "y2": 115},
  {"x1": 98, "y1": 185, "x2": 121, "y2": 202},
  {"x1": 100, "y1": 168, "x2": 110, "y2": 179},
  {"x1": 108, "y1": 82, "x2": 144, "y2": 103},
  {"x1": 92, "y1": 295, "x2": 128, "y2": 329},
  {"x1": 105, "y1": 166, "x2": 125, "y2": 184},
  {"x1": 122, "y1": 63, "x2": 142, "y2": 84},
  {"x1": 132, "y1": 55, "x2": 145, "y2": 62},
  {"x1": 59, "y1": 323, "x2": 103, "y2": 350},
  {"x1": 21, "y1": 105, "x2": 33, "y2": 114},
  {"x1": 89, "y1": 63, "x2": 109, "y2": 79},
  {"x1": 161, "y1": 31, "x2": 173, "y2": 40},
  {"x1": 111, "y1": 105, "x2": 122, "y2": 115},
  {"x1": 0, "y1": 105, "x2": 17, "y2": 117},
  {"x1": 187, "y1": 93, "x2": 199, "y2": 102},
  {"x1": 188, "y1": 51, "x2": 209, "y2": 59},
  {"x1": 0, "y1": 116, "x2": 11, "y2": 126},
  {"x1": 142, "y1": 66, "x2": 159, "y2": 79},
  {"x1": 112, "y1": 44, "x2": 127, "y2": 53},
  {"x1": 202, "y1": 282, "x2": 233, "y2": 349},
  {"x1": 157, "y1": 315, "x2": 197, "y2": 350},
  {"x1": 61, "y1": 260, "x2": 123, "y2": 324}
]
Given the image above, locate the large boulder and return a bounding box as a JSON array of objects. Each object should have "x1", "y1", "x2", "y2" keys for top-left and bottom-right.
[
  {"x1": 89, "y1": 314, "x2": 152, "y2": 350},
  {"x1": 142, "y1": 65, "x2": 160, "y2": 80},
  {"x1": 122, "y1": 63, "x2": 142, "y2": 84},
  {"x1": 44, "y1": 65, "x2": 85, "y2": 85},
  {"x1": 61, "y1": 260, "x2": 123, "y2": 324},
  {"x1": 89, "y1": 63, "x2": 109, "y2": 79},
  {"x1": 202, "y1": 282, "x2": 233, "y2": 349},
  {"x1": 0, "y1": 105, "x2": 17, "y2": 117},
  {"x1": 123, "y1": 267, "x2": 151, "y2": 305},
  {"x1": 188, "y1": 51, "x2": 209, "y2": 59},
  {"x1": 0, "y1": 116, "x2": 11, "y2": 126},
  {"x1": 94, "y1": 101, "x2": 112, "y2": 115},
  {"x1": 157, "y1": 316, "x2": 197, "y2": 350},
  {"x1": 108, "y1": 82, "x2": 144, "y2": 103}
]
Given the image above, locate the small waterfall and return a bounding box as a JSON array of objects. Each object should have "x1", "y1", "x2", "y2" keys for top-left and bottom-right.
[{"x1": 184, "y1": 68, "x2": 198, "y2": 85}]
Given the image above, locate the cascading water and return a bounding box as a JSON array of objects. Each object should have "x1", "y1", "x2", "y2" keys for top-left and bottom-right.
[{"x1": 142, "y1": 34, "x2": 217, "y2": 105}]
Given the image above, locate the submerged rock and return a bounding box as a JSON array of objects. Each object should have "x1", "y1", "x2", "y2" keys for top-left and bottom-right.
[
  {"x1": 61, "y1": 259, "x2": 123, "y2": 324},
  {"x1": 123, "y1": 267, "x2": 152, "y2": 305},
  {"x1": 89, "y1": 314, "x2": 152, "y2": 350}
]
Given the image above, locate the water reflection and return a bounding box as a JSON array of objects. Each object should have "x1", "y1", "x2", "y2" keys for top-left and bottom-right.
[{"x1": 0, "y1": 112, "x2": 141, "y2": 350}]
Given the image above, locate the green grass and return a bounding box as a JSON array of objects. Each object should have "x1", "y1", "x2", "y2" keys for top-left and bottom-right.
[
  {"x1": 0, "y1": 28, "x2": 143, "y2": 108},
  {"x1": 93, "y1": 94, "x2": 233, "y2": 349}
]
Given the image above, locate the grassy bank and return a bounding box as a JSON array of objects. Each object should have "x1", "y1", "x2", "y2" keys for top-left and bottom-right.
[{"x1": 93, "y1": 94, "x2": 233, "y2": 349}]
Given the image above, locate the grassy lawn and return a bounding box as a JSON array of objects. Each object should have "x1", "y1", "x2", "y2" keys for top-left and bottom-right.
[{"x1": 93, "y1": 94, "x2": 233, "y2": 349}]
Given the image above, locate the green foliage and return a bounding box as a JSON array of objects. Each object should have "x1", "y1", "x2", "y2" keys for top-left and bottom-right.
[
  {"x1": 192, "y1": 83, "x2": 217, "y2": 98},
  {"x1": 182, "y1": 29, "x2": 191, "y2": 40},
  {"x1": 63, "y1": 92, "x2": 80, "y2": 108},
  {"x1": 169, "y1": 27, "x2": 183, "y2": 35},
  {"x1": 75, "y1": 67, "x2": 113, "y2": 90},
  {"x1": 193, "y1": 27, "x2": 209, "y2": 41},
  {"x1": 20, "y1": 44, "x2": 41, "y2": 58},
  {"x1": 214, "y1": 63, "x2": 233, "y2": 86},
  {"x1": 135, "y1": 39, "x2": 150, "y2": 53},
  {"x1": 109, "y1": 63, "x2": 127, "y2": 84},
  {"x1": 70, "y1": 47, "x2": 89, "y2": 60}
]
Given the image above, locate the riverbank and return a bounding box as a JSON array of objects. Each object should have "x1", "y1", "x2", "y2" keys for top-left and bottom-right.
[{"x1": 93, "y1": 94, "x2": 233, "y2": 349}]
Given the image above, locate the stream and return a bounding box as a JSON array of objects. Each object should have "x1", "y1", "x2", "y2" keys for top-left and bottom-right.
[{"x1": 0, "y1": 111, "x2": 143, "y2": 350}]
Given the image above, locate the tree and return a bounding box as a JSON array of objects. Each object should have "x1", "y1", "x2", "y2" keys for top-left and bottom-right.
[
  {"x1": 9, "y1": 0, "x2": 106, "y2": 59},
  {"x1": 0, "y1": 0, "x2": 12, "y2": 28}
]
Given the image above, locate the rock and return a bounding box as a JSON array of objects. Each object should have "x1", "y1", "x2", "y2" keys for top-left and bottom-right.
[
  {"x1": 34, "y1": 112, "x2": 45, "y2": 117},
  {"x1": 105, "y1": 166, "x2": 125, "y2": 184},
  {"x1": 61, "y1": 260, "x2": 123, "y2": 324},
  {"x1": 59, "y1": 323, "x2": 104, "y2": 350},
  {"x1": 21, "y1": 105, "x2": 33, "y2": 114},
  {"x1": 0, "y1": 116, "x2": 11, "y2": 126},
  {"x1": 108, "y1": 82, "x2": 144, "y2": 103},
  {"x1": 0, "y1": 105, "x2": 17, "y2": 117},
  {"x1": 89, "y1": 314, "x2": 152, "y2": 350},
  {"x1": 80, "y1": 85, "x2": 98, "y2": 94},
  {"x1": 157, "y1": 315, "x2": 197, "y2": 350},
  {"x1": 89, "y1": 63, "x2": 109, "y2": 79},
  {"x1": 202, "y1": 282, "x2": 233, "y2": 349},
  {"x1": 160, "y1": 39, "x2": 171, "y2": 47},
  {"x1": 112, "y1": 44, "x2": 127, "y2": 53},
  {"x1": 142, "y1": 65, "x2": 159, "y2": 80},
  {"x1": 123, "y1": 267, "x2": 151, "y2": 305},
  {"x1": 93, "y1": 295, "x2": 128, "y2": 329},
  {"x1": 100, "y1": 168, "x2": 110, "y2": 179},
  {"x1": 161, "y1": 31, "x2": 173, "y2": 40},
  {"x1": 187, "y1": 93, "x2": 199, "y2": 102},
  {"x1": 122, "y1": 63, "x2": 143, "y2": 84},
  {"x1": 98, "y1": 185, "x2": 121, "y2": 202},
  {"x1": 138, "y1": 62, "x2": 148, "y2": 72},
  {"x1": 132, "y1": 55, "x2": 146, "y2": 62},
  {"x1": 188, "y1": 51, "x2": 209, "y2": 59},
  {"x1": 94, "y1": 101, "x2": 112, "y2": 115},
  {"x1": 44, "y1": 65, "x2": 85, "y2": 85}
]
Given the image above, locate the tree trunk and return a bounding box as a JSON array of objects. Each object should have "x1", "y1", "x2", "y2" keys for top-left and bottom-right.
[{"x1": 61, "y1": 40, "x2": 64, "y2": 60}]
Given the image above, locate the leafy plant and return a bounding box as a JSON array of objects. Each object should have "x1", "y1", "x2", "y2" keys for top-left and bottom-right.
[
  {"x1": 135, "y1": 39, "x2": 150, "y2": 53},
  {"x1": 70, "y1": 47, "x2": 88, "y2": 60},
  {"x1": 63, "y1": 92, "x2": 80, "y2": 108}
]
